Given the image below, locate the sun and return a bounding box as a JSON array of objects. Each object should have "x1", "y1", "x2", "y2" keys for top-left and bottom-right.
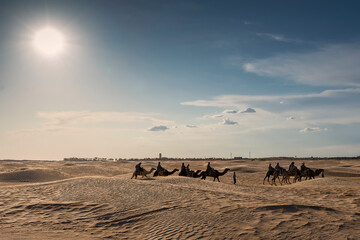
[{"x1": 33, "y1": 27, "x2": 65, "y2": 57}]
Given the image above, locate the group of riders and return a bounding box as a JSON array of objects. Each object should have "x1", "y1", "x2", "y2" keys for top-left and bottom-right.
[
  {"x1": 265, "y1": 161, "x2": 324, "y2": 185},
  {"x1": 268, "y1": 161, "x2": 307, "y2": 175},
  {"x1": 135, "y1": 161, "x2": 216, "y2": 177}
]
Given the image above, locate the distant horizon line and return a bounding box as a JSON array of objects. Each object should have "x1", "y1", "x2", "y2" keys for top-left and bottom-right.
[{"x1": 1, "y1": 156, "x2": 360, "y2": 161}]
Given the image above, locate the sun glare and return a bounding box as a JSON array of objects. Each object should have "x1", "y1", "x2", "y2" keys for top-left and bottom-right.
[{"x1": 33, "y1": 27, "x2": 65, "y2": 57}]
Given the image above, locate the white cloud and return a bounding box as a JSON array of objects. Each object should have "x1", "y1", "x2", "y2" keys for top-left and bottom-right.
[
  {"x1": 223, "y1": 109, "x2": 238, "y2": 114},
  {"x1": 182, "y1": 88, "x2": 360, "y2": 110},
  {"x1": 223, "y1": 118, "x2": 238, "y2": 125},
  {"x1": 241, "y1": 108, "x2": 256, "y2": 113},
  {"x1": 243, "y1": 44, "x2": 360, "y2": 86},
  {"x1": 299, "y1": 127, "x2": 327, "y2": 133},
  {"x1": 37, "y1": 111, "x2": 170, "y2": 125},
  {"x1": 181, "y1": 88, "x2": 360, "y2": 133},
  {"x1": 202, "y1": 114, "x2": 224, "y2": 119},
  {"x1": 256, "y1": 33, "x2": 302, "y2": 43},
  {"x1": 186, "y1": 125, "x2": 197, "y2": 128},
  {"x1": 148, "y1": 125, "x2": 169, "y2": 131}
]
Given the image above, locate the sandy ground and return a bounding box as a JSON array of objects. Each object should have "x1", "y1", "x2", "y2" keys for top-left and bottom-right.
[{"x1": 0, "y1": 158, "x2": 359, "y2": 239}]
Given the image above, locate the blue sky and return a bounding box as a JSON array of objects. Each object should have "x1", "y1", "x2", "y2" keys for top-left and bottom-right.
[{"x1": 1, "y1": 0, "x2": 360, "y2": 159}]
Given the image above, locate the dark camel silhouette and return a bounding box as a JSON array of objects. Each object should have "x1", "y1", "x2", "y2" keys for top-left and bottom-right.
[
  {"x1": 200, "y1": 168, "x2": 230, "y2": 182},
  {"x1": 131, "y1": 167, "x2": 156, "y2": 179},
  {"x1": 179, "y1": 164, "x2": 202, "y2": 178},
  {"x1": 288, "y1": 165, "x2": 303, "y2": 183},
  {"x1": 263, "y1": 169, "x2": 275, "y2": 184},
  {"x1": 187, "y1": 169, "x2": 202, "y2": 178},
  {"x1": 153, "y1": 168, "x2": 179, "y2": 177},
  {"x1": 271, "y1": 170, "x2": 292, "y2": 185},
  {"x1": 314, "y1": 168, "x2": 325, "y2": 177},
  {"x1": 264, "y1": 165, "x2": 287, "y2": 185}
]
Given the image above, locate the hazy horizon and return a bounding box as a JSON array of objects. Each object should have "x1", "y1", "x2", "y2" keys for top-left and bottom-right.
[{"x1": 1, "y1": 0, "x2": 360, "y2": 159}]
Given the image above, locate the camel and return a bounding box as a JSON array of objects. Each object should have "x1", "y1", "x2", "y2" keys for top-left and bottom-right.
[
  {"x1": 263, "y1": 170, "x2": 275, "y2": 184},
  {"x1": 179, "y1": 164, "x2": 201, "y2": 178},
  {"x1": 131, "y1": 168, "x2": 156, "y2": 179},
  {"x1": 314, "y1": 168, "x2": 325, "y2": 178},
  {"x1": 264, "y1": 165, "x2": 287, "y2": 185},
  {"x1": 187, "y1": 169, "x2": 202, "y2": 178},
  {"x1": 200, "y1": 168, "x2": 230, "y2": 182},
  {"x1": 288, "y1": 165, "x2": 303, "y2": 183},
  {"x1": 271, "y1": 170, "x2": 283, "y2": 186},
  {"x1": 153, "y1": 168, "x2": 179, "y2": 177}
]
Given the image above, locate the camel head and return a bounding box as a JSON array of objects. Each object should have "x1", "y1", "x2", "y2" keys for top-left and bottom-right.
[{"x1": 224, "y1": 168, "x2": 230, "y2": 173}]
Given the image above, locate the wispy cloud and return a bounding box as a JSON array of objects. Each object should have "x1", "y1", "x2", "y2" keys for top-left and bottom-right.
[
  {"x1": 186, "y1": 125, "x2": 197, "y2": 128},
  {"x1": 223, "y1": 109, "x2": 238, "y2": 114},
  {"x1": 182, "y1": 88, "x2": 360, "y2": 109},
  {"x1": 299, "y1": 127, "x2": 327, "y2": 133},
  {"x1": 182, "y1": 87, "x2": 360, "y2": 133},
  {"x1": 202, "y1": 113, "x2": 224, "y2": 119},
  {"x1": 37, "y1": 111, "x2": 170, "y2": 125},
  {"x1": 256, "y1": 33, "x2": 303, "y2": 43},
  {"x1": 243, "y1": 20, "x2": 258, "y2": 25},
  {"x1": 243, "y1": 44, "x2": 360, "y2": 87},
  {"x1": 13, "y1": 111, "x2": 173, "y2": 134}
]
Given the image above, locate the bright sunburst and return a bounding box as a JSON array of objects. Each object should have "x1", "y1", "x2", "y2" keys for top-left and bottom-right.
[{"x1": 33, "y1": 27, "x2": 65, "y2": 57}]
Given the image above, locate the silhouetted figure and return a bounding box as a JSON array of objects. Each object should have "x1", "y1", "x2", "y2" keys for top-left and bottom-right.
[
  {"x1": 157, "y1": 162, "x2": 165, "y2": 173},
  {"x1": 300, "y1": 162, "x2": 306, "y2": 172},
  {"x1": 135, "y1": 162, "x2": 143, "y2": 172},
  {"x1": 233, "y1": 172, "x2": 237, "y2": 184},
  {"x1": 289, "y1": 162, "x2": 295, "y2": 170},
  {"x1": 186, "y1": 164, "x2": 190, "y2": 172},
  {"x1": 206, "y1": 162, "x2": 214, "y2": 175},
  {"x1": 268, "y1": 163, "x2": 275, "y2": 172},
  {"x1": 179, "y1": 163, "x2": 187, "y2": 176}
]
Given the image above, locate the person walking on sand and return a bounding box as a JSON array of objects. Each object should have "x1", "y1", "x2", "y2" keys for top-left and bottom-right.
[{"x1": 233, "y1": 172, "x2": 236, "y2": 184}]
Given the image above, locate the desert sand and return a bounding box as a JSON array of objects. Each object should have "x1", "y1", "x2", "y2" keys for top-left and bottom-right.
[{"x1": 0, "y1": 158, "x2": 359, "y2": 239}]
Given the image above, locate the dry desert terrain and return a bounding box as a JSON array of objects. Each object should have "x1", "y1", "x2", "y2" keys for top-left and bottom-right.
[{"x1": 0, "y1": 158, "x2": 359, "y2": 239}]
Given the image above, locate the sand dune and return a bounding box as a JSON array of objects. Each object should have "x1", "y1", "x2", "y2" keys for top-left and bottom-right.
[{"x1": 0, "y1": 159, "x2": 359, "y2": 239}]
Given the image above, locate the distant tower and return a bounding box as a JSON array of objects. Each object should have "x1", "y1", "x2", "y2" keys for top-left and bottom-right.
[{"x1": 159, "y1": 153, "x2": 162, "y2": 159}]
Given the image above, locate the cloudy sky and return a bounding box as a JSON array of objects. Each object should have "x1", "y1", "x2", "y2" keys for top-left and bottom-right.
[{"x1": 1, "y1": 0, "x2": 360, "y2": 159}]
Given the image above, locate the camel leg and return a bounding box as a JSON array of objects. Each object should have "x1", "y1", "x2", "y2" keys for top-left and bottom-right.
[
  {"x1": 131, "y1": 173, "x2": 134, "y2": 179},
  {"x1": 217, "y1": 177, "x2": 220, "y2": 182},
  {"x1": 263, "y1": 173, "x2": 269, "y2": 184},
  {"x1": 271, "y1": 176, "x2": 276, "y2": 186}
]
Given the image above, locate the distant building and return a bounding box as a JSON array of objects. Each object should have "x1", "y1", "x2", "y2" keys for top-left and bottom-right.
[{"x1": 159, "y1": 153, "x2": 162, "y2": 159}]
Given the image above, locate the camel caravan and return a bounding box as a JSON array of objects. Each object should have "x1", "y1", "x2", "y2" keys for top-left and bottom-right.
[
  {"x1": 131, "y1": 161, "x2": 324, "y2": 186},
  {"x1": 263, "y1": 162, "x2": 325, "y2": 186},
  {"x1": 131, "y1": 162, "x2": 230, "y2": 182}
]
